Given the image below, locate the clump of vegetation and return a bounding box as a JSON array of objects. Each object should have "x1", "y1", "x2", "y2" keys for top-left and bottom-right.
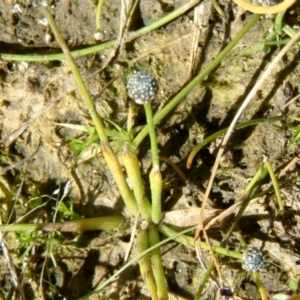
[{"x1": 1, "y1": 0, "x2": 300, "y2": 299}]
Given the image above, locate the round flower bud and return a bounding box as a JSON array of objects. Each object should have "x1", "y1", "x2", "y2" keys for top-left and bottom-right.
[
  {"x1": 242, "y1": 248, "x2": 264, "y2": 271},
  {"x1": 126, "y1": 71, "x2": 157, "y2": 104}
]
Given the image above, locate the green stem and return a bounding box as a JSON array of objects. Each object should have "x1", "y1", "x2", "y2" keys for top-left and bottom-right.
[
  {"x1": 210, "y1": 0, "x2": 225, "y2": 17},
  {"x1": 119, "y1": 144, "x2": 151, "y2": 220},
  {"x1": 0, "y1": 216, "x2": 124, "y2": 232},
  {"x1": 264, "y1": 161, "x2": 283, "y2": 211},
  {"x1": 150, "y1": 168, "x2": 163, "y2": 224},
  {"x1": 137, "y1": 230, "x2": 159, "y2": 300},
  {"x1": 253, "y1": 271, "x2": 268, "y2": 300},
  {"x1": 42, "y1": 6, "x2": 108, "y2": 143},
  {"x1": 221, "y1": 165, "x2": 269, "y2": 244},
  {"x1": 149, "y1": 229, "x2": 168, "y2": 300},
  {"x1": 187, "y1": 116, "x2": 282, "y2": 168},
  {"x1": 1, "y1": 0, "x2": 200, "y2": 62},
  {"x1": 282, "y1": 23, "x2": 300, "y2": 46},
  {"x1": 144, "y1": 103, "x2": 159, "y2": 168},
  {"x1": 194, "y1": 262, "x2": 215, "y2": 300},
  {"x1": 143, "y1": 103, "x2": 162, "y2": 224},
  {"x1": 0, "y1": 40, "x2": 115, "y2": 62},
  {"x1": 159, "y1": 224, "x2": 243, "y2": 259},
  {"x1": 133, "y1": 13, "x2": 260, "y2": 148},
  {"x1": 127, "y1": 104, "x2": 134, "y2": 135},
  {"x1": 96, "y1": 0, "x2": 105, "y2": 32}
]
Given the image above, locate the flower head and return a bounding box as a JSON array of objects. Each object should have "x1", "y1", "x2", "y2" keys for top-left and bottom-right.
[
  {"x1": 126, "y1": 71, "x2": 157, "y2": 104},
  {"x1": 242, "y1": 248, "x2": 264, "y2": 271}
]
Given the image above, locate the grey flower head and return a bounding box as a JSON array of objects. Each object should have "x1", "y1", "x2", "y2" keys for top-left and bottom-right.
[
  {"x1": 242, "y1": 248, "x2": 264, "y2": 271},
  {"x1": 126, "y1": 71, "x2": 157, "y2": 104}
]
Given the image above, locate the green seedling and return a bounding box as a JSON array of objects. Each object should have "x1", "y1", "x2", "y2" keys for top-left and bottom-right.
[
  {"x1": 17, "y1": 230, "x2": 62, "y2": 265},
  {"x1": 104, "y1": 118, "x2": 136, "y2": 152},
  {"x1": 236, "y1": 30, "x2": 276, "y2": 56},
  {"x1": 59, "y1": 122, "x2": 131, "y2": 155},
  {"x1": 68, "y1": 135, "x2": 99, "y2": 154},
  {"x1": 52, "y1": 202, "x2": 81, "y2": 220},
  {"x1": 289, "y1": 116, "x2": 300, "y2": 144},
  {"x1": 57, "y1": 123, "x2": 98, "y2": 153}
]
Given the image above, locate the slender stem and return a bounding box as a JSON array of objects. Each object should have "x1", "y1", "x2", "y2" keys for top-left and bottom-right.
[
  {"x1": 187, "y1": 116, "x2": 282, "y2": 168},
  {"x1": 194, "y1": 261, "x2": 215, "y2": 300},
  {"x1": 0, "y1": 216, "x2": 124, "y2": 232},
  {"x1": 159, "y1": 225, "x2": 243, "y2": 259},
  {"x1": 144, "y1": 103, "x2": 159, "y2": 168},
  {"x1": 220, "y1": 165, "x2": 268, "y2": 247},
  {"x1": 42, "y1": 6, "x2": 109, "y2": 143},
  {"x1": 253, "y1": 271, "x2": 268, "y2": 300},
  {"x1": 43, "y1": 6, "x2": 139, "y2": 217},
  {"x1": 149, "y1": 229, "x2": 168, "y2": 300},
  {"x1": 210, "y1": 0, "x2": 225, "y2": 17},
  {"x1": 96, "y1": 0, "x2": 105, "y2": 32},
  {"x1": 0, "y1": 40, "x2": 116, "y2": 62},
  {"x1": 1, "y1": 0, "x2": 200, "y2": 62},
  {"x1": 144, "y1": 103, "x2": 162, "y2": 224},
  {"x1": 150, "y1": 168, "x2": 163, "y2": 224},
  {"x1": 133, "y1": 14, "x2": 260, "y2": 147},
  {"x1": 137, "y1": 230, "x2": 159, "y2": 300},
  {"x1": 264, "y1": 161, "x2": 284, "y2": 211},
  {"x1": 127, "y1": 104, "x2": 134, "y2": 135},
  {"x1": 143, "y1": 103, "x2": 162, "y2": 223},
  {"x1": 236, "y1": 232, "x2": 247, "y2": 249},
  {"x1": 282, "y1": 23, "x2": 300, "y2": 46}
]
